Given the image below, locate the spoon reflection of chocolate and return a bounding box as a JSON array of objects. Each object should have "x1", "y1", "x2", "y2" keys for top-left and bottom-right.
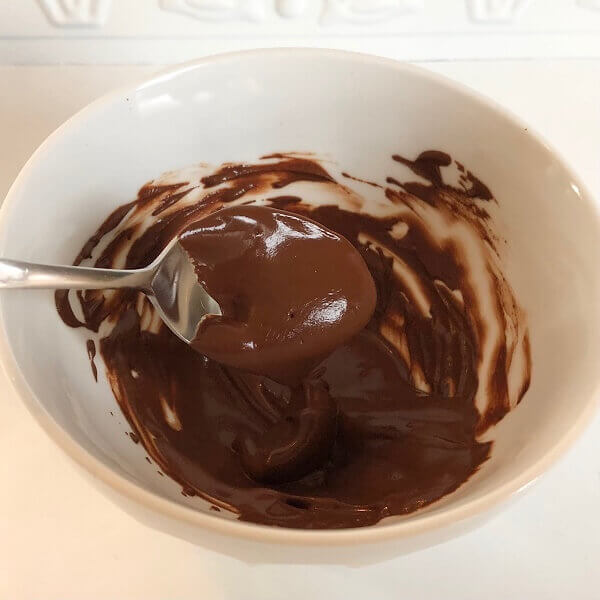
[{"x1": 56, "y1": 152, "x2": 531, "y2": 529}]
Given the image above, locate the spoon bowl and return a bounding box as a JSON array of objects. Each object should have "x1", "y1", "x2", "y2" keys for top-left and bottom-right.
[{"x1": 147, "y1": 239, "x2": 222, "y2": 344}]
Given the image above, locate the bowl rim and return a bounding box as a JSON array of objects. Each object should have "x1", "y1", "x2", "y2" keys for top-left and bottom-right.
[{"x1": 1, "y1": 47, "x2": 599, "y2": 546}]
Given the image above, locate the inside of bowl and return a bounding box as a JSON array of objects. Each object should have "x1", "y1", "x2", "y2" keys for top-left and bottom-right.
[{"x1": 1, "y1": 51, "x2": 599, "y2": 528}]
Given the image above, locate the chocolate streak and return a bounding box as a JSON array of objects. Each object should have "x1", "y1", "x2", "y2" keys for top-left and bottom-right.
[
  {"x1": 56, "y1": 152, "x2": 531, "y2": 529},
  {"x1": 86, "y1": 339, "x2": 97, "y2": 382}
]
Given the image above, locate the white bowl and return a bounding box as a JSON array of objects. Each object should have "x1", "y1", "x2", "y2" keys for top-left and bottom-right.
[{"x1": 1, "y1": 49, "x2": 599, "y2": 564}]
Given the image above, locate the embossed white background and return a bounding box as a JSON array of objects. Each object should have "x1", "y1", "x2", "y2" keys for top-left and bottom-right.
[{"x1": 1, "y1": 0, "x2": 600, "y2": 63}]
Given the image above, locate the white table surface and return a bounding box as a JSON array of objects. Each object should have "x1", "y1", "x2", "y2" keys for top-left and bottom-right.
[{"x1": 1, "y1": 60, "x2": 599, "y2": 600}]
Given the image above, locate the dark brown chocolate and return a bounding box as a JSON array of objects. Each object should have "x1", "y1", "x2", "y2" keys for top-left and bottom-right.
[
  {"x1": 180, "y1": 205, "x2": 376, "y2": 382},
  {"x1": 86, "y1": 338, "x2": 97, "y2": 382},
  {"x1": 56, "y1": 152, "x2": 531, "y2": 529}
]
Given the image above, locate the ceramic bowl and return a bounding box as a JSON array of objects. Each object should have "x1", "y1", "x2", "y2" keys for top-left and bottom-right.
[{"x1": 1, "y1": 49, "x2": 599, "y2": 564}]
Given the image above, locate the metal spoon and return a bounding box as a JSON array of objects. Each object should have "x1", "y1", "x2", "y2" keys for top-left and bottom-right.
[{"x1": 0, "y1": 238, "x2": 222, "y2": 344}]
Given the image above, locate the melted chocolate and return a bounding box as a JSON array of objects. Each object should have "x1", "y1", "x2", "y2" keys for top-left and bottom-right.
[
  {"x1": 180, "y1": 205, "x2": 376, "y2": 382},
  {"x1": 201, "y1": 157, "x2": 334, "y2": 190},
  {"x1": 86, "y1": 339, "x2": 97, "y2": 382},
  {"x1": 341, "y1": 171, "x2": 382, "y2": 188},
  {"x1": 56, "y1": 152, "x2": 531, "y2": 529},
  {"x1": 392, "y1": 151, "x2": 493, "y2": 203}
]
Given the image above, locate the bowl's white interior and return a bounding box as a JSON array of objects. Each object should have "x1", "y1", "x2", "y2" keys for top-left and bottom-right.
[{"x1": 1, "y1": 50, "x2": 599, "y2": 534}]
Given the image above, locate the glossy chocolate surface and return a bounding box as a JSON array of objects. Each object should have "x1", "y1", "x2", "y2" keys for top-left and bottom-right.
[{"x1": 56, "y1": 152, "x2": 530, "y2": 528}]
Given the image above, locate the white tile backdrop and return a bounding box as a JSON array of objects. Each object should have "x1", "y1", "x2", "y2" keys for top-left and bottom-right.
[{"x1": 2, "y1": 0, "x2": 600, "y2": 63}]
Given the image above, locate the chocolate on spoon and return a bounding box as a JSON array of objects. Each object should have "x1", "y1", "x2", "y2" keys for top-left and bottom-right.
[
  {"x1": 180, "y1": 205, "x2": 377, "y2": 382},
  {"x1": 2, "y1": 204, "x2": 375, "y2": 386}
]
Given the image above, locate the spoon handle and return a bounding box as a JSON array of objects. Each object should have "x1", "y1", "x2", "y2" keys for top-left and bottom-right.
[{"x1": 0, "y1": 258, "x2": 151, "y2": 290}]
